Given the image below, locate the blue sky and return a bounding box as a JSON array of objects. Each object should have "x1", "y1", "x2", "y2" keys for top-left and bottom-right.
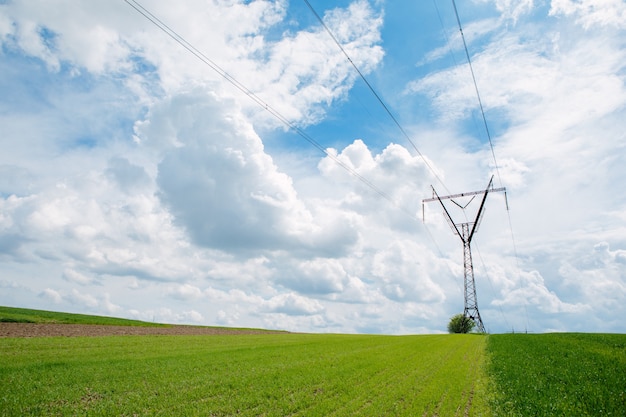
[{"x1": 1, "y1": 0, "x2": 625, "y2": 334}]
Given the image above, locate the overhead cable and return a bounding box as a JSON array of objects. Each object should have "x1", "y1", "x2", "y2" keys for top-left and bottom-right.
[
  {"x1": 123, "y1": 0, "x2": 418, "y2": 218},
  {"x1": 303, "y1": 0, "x2": 451, "y2": 195},
  {"x1": 450, "y1": 0, "x2": 528, "y2": 330},
  {"x1": 450, "y1": 0, "x2": 503, "y2": 187}
]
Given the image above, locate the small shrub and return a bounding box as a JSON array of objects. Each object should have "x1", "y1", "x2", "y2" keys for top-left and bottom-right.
[{"x1": 447, "y1": 313, "x2": 475, "y2": 333}]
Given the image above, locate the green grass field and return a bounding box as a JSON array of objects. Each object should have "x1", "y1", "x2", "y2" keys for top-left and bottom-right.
[
  {"x1": 2, "y1": 307, "x2": 625, "y2": 416},
  {"x1": 487, "y1": 333, "x2": 626, "y2": 416}
]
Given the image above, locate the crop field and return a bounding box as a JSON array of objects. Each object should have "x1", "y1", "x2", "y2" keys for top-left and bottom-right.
[
  {"x1": 1, "y1": 332, "x2": 488, "y2": 416},
  {"x1": 2, "y1": 308, "x2": 625, "y2": 416}
]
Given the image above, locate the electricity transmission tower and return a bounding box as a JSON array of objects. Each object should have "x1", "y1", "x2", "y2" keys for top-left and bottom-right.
[{"x1": 422, "y1": 176, "x2": 506, "y2": 333}]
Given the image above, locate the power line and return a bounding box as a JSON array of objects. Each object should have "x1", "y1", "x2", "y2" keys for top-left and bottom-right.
[
  {"x1": 303, "y1": 0, "x2": 450, "y2": 195},
  {"x1": 302, "y1": 0, "x2": 461, "y2": 261},
  {"x1": 123, "y1": 0, "x2": 421, "y2": 219},
  {"x1": 123, "y1": 0, "x2": 459, "y2": 297},
  {"x1": 450, "y1": 0, "x2": 503, "y2": 188},
  {"x1": 449, "y1": 0, "x2": 529, "y2": 330},
  {"x1": 303, "y1": 1, "x2": 520, "y2": 320},
  {"x1": 126, "y1": 0, "x2": 522, "y2": 331}
]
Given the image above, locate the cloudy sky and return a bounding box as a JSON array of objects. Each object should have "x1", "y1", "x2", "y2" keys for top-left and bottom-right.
[{"x1": 1, "y1": 0, "x2": 625, "y2": 334}]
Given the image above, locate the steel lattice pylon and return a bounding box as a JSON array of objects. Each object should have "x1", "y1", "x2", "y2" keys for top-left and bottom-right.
[
  {"x1": 423, "y1": 176, "x2": 505, "y2": 333},
  {"x1": 460, "y1": 223, "x2": 485, "y2": 333}
]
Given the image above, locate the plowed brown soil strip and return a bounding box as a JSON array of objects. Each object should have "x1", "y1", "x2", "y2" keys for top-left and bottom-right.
[{"x1": 0, "y1": 323, "x2": 282, "y2": 337}]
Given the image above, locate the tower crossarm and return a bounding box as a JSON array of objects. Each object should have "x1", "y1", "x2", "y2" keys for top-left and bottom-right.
[
  {"x1": 422, "y1": 186, "x2": 505, "y2": 203},
  {"x1": 421, "y1": 176, "x2": 507, "y2": 225}
]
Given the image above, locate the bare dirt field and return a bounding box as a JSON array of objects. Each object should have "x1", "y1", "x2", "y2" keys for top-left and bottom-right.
[{"x1": 0, "y1": 323, "x2": 282, "y2": 337}]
